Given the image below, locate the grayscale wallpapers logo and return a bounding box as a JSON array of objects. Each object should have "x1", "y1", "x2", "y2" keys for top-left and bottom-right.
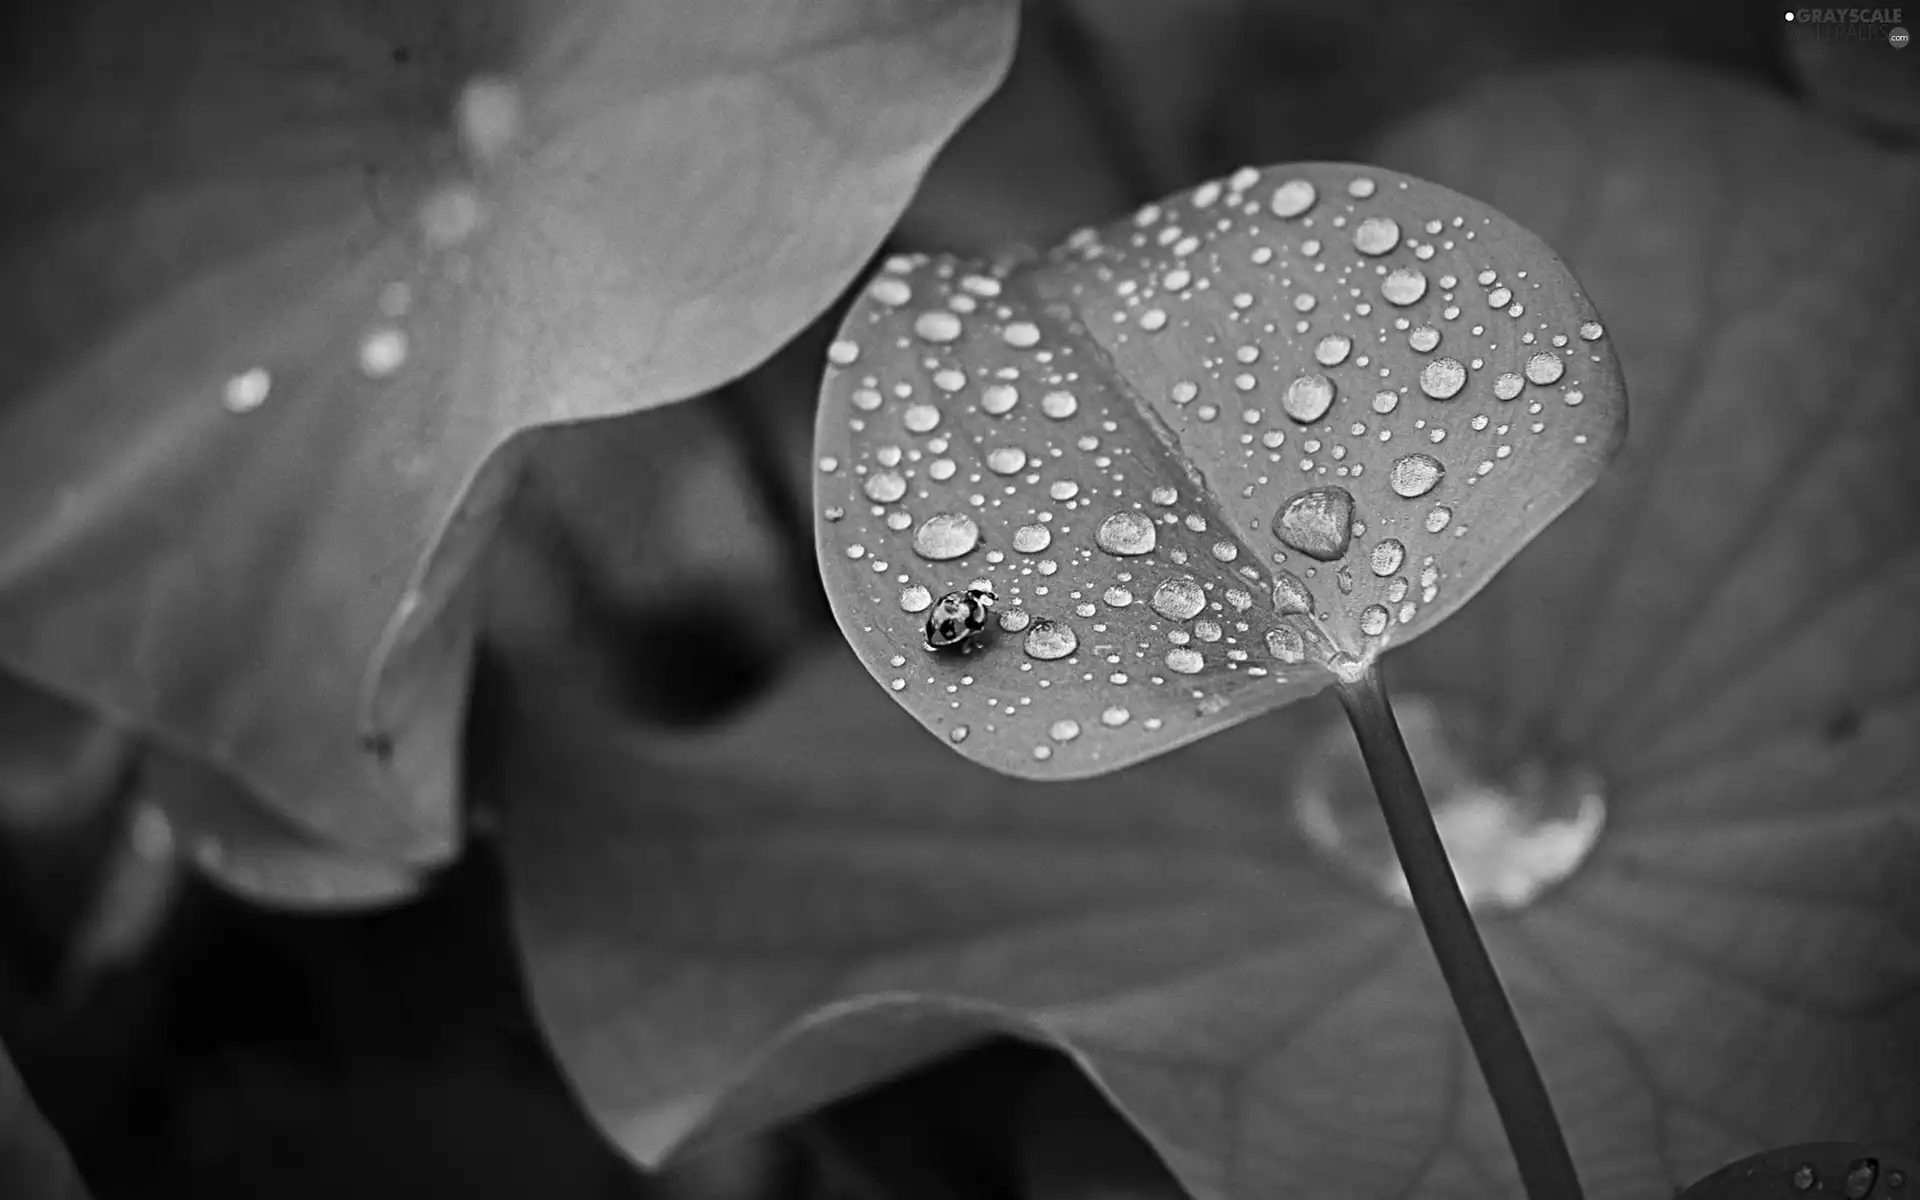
[{"x1": 1784, "y1": 8, "x2": 1910, "y2": 44}]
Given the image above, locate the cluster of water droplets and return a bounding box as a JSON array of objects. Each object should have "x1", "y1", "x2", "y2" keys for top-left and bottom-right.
[
  {"x1": 817, "y1": 165, "x2": 1610, "y2": 768},
  {"x1": 217, "y1": 76, "x2": 523, "y2": 414}
]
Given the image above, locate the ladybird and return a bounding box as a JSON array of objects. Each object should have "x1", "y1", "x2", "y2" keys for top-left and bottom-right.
[{"x1": 924, "y1": 586, "x2": 996, "y2": 651}]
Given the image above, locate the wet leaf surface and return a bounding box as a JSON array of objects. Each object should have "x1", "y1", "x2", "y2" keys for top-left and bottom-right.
[
  {"x1": 1676, "y1": 1142, "x2": 1920, "y2": 1199},
  {"x1": 0, "y1": 0, "x2": 1014, "y2": 863},
  {"x1": 1, "y1": 1041, "x2": 89, "y2": 1200},
  {"x1": 816, "y1": 165, "x2": 1622, "y2": 780},
  {"x1": 507, "y1": 61, "x2": 1920, "y2": 1199}
]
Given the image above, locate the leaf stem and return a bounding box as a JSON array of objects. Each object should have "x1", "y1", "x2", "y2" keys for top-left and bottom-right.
[{"x1": 1333, "y1": 662, "x2": 1584, "y2": 1200}]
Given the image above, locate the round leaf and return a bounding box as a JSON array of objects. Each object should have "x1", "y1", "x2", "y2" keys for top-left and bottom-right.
[
  {"x1": 0, "y1": 0, "x2": 1016, "y2": 863},
  {"x1": 815, "y1": 164, "x2": 1624, "y2": 779}
]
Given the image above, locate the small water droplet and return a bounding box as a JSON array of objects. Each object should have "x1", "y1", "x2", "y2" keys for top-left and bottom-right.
[
  {"x1": 1371, "y1": 390, "x2": 1399, "y2": 415},
  {"x1": 1408, "y1": 325, "x2": 1441, "y2": 353},
  {"x1": 900, "y1": 585, "x2": 932, "y2": 613},
  {"x1": 1166, "y1": 647, "x2": 1205, "y2": 674},
  {"x1": 981, "y1": 384, "x2": 1019, "y2": 415},
  {"x1": 1104, "y1": 585, "x2": 1134, "y2": 607},
  {"x1": 986, "y1": 446, "x2": 1027, "y2": 475},
  {"x1": 914, "y1": 311, "x2": 963, "y2": 342},
  {"x1": 1050, "y1": 718, "x2": 1082, "y2": 743},
  {"x1": 1382, "y1": 268, "x2": 1428, "y2": 306},
  {"x1": 998, "y1": 608, "x2": 1031, "y2": 633},
  {"x1": 1359, "y1": 605, "x2": 1389, "y2": 636},
  {"x1": 1002, "y1": 321, "x2": 1041, "y2": 348},
  {"x1": 1269, "y1": 179, "x2": 1316, "y2": 218},
  {"x1": 949, "y1": 725, "x2": 969, "y2": 742},
  {"x1": 358, "y1": 328, "x2": 409, "y2": 378},
  {"x1": 1486, "y1": 286, "x2": 1512, "y2": 307},
  {"x1": 1274, "y1": 486, "x2": 1355, "y2": 562},
  {"x1": 1390, "y1": 453, "x2": 1445, "y2": 498},
  {"x1": 1847, "y1": 1161, "x2": 1880, "y2": 1198},
  {"x1": 827, "y1": 339, "x2": 860, "y2": 365},
  {"x1": 1370, "y1": 539, "x2": 1405, "y2": 577},
  {"x1": 1013, "y1": 524, "x2": 1052, "y2": 554},
  {"x1": 221, "y1": 368, "x2": 272, "y2": 413},
  {"x1": 1150, "y1": 485, "x2": 1179, "y2": 505},
  {"x1": 1101, "y1": 706, "x2": 1131, "y2": 727},
  {"x1": 865, "y1": 472, "x2": 907, "y2": 503},
  {"x1": 1150, "y1": 577, "x2": 1207, "y2": 621},
  {"x1": 1425, "y1": 505, "x2": 1452, "y2": 532},
  {"x1": 1524, "y1": 351, "x2": 1565, "y2": 385},
  {"x1": 1025, "y1": 619, "x2": 1078, "y2": 660},
  {"x1": 1794, "y1": 1165, "x2": 1817, "y2": 1191},
  {"x1": 1353, "y1": 216, "x2": 1401, "y2": 256},
  {"x1": 903, "y1": 404, "x2": 941, "y2": 433},
  {"x1": 1493, "y1": 372, "x2": 1524, "y2": 401},
  {"x1": 868, "y1": 276, "x2": 911, "y2": 306},
  {"x1": 1283, "y1": 374, "x2": 1336, "y2": 423},
  {"x1": 1096, "y1": 512, "x2": 1157, "y2": 556},
  {"x1": 1419, "y1": 358, "x2": 1467, "y2": 400},
  {"x1": 1272, "y1": 571, "x2": 1315, "y2": 615},
  {"x1": 913, "y1": 513, "x2": 980, "y2": 560},
  {"x1": 1578, "y1": 320, "x2": 1604, "y2": 341}
]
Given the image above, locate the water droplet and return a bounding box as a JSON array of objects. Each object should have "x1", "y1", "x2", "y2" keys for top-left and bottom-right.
[
  {"x1": 1013, "y1": 524, "x2": 1052, "y2": 553},
  {"x1": 1274, "y1": 486, "x2": 1355, "y2": 562},
  {"x1": 1419, "y1": 358, "x2": 1467, "y2": 400},
  {"x1": 1104, "y1": 585, "x2": 1134, "y2": 607},
  {"x1": 358, "y1": 328, "x2": 409, "y2": 378},
  {"x1": 1050, "y1": 480, "x2": 1080, "y2": 501},
  {"x1": 1166, "y1": 647, "x2": 1205, "y2": 674},
  {"x1": 1425, "y1": 504, "x2": 1452, "y2": 533},
  {"x1": 1150, "y1": 485, "x2": 1179, "y2": 505},
  {"x1": 1272, "y1": 571, "x2": 1315, "y2": 615},
  {"x1": 1794, "y1": 1165, "x2": 1816, "y2": 1191},
  {"x1": 1139, "y1": 308, "x2": 1168, "y2": 331},
  {"x1": 1381, "y1": 268, "x2": 1428, "y2": 306},
  {"x1": 868, "y1": 276, "x2": 911, "y2": 306},
  {"x1": 1353, "y1": 216, "x2": 1401, "y2": 256},
  {"x1": 1050, "y1": 718, "x2": 1082, "y2": 743},
  {"x1": 1283, "y1": 374, "x2": 1336, "y2": 423},
  {"x1": 982, "y1": 384, "x2": 1019, "y2": 415},
  {"x1": 1524, "y1": 351, "x2": 1565, "y2": 385},
  {"x1": 1369, "y1": 539, "x2": 1406, "y2": 577},
  {"x1": 903, "y1": 404, "x2": 941, "y2": 433},
  {"x1": 1314, "y1": 334, "x2": 1353, "y2": 367},
  {"x1": 1211, "y1": 540, "x2": 1238, "y2": 563},
  {"x1": 1266, "y1": 625, "x2": 1306, "y2": 663},
  {"x1": 1389, "y1": 453, "x2": 1445, "y2": 498},
  {"x1": 864, "y1": 472, "x2": 907, "y2": 503},
  {"x1": 900, "y1": 585, "x2": 932, "y2": 613},
  {"x1": 1269, "y1": 179, "x2": 1316, "y2": 218},
  {"x1": 221, "y1": 368, "x2": 271, "y2": 413},
  {"x1": 1096, "y1": 512, "x2": 1157, "y2": 556},
  {"x1": 914, "y1": 311, "x2": 962, "y2": 342},
  {"x1": 1578, "y1": 320, "x2": 1604, "y2": 341},
  {"x1": 1041, "y1": 390, "x2": 1079, "y2": 419},
  {"x1": 1408, "y1": 325, "x2": 1441, "y2": 353},
  {"x1": 1563, "y1": 388, "x2": 1584, "y2": 407},
  {"x1": 1024, "y1": 619, "x2": 1078, "y2": 660},
  {"x1": 1847, "y1": 1160, "x2": 1879, "y2": 1199},
  {"x1": 1486, "y1": 286, "x2": 1512, "y2": 307},
  {"x1": 1002, "y1": 320, "x2": 1040, "y2": 347},
  {"x1": 827, "y1": 339, "x2": 860, "y2": 365},
  {"x1": 998, "y1": 608, "x2": 1032, "y2": 633},
  {"x1": 1493, "y1": 372, "x2": 1524, "y2": 401},
  {"x1": 1359, "y1": 605, "x2": 1390, "y2": 636},
  {"x1": 1101, "y1": 706, "x2": 1131, "y2": 727},
  {"x1": 986, "y1": 446, "x2": 1027, "y2": 475},
  {"x1": 913, "y1": 513, "x2": 979, "y2": 560},
  {"x1": 1150, "y1": 577, "x2": 1207, "y2": 620},
  {"x1": 1371, "y1": 390, "x2": 1399, "y2": 415}
]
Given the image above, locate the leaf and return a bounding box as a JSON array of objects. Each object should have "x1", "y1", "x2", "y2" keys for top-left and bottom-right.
[
  {"x1": 506, "y1": 61, "x2": 1920, "y2": 1199},
  {"x1": 0, "y1": 1042, "x2": 89, "y2": 1200},
  {"x1": 815, "y1": 163, "x2": 1623, "y2": 780},
  {"x1": 1676, "y1": 1143, "x2": 1920, "y2": 1200},
  {"x1": 0, "y1": 0, "x2": 1016, "y2": 865}
]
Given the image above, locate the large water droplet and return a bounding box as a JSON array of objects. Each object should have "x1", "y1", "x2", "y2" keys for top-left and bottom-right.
[
  {"x1": 1419, "y1": 358, "x2": 1466, "y2": 400},
  {"x1": 1381, "y1": 268, "x2": 1427, "y2": 306},
  {"x1": 1291, "y1": 695, "x2": 1609, "y2": 911},
  {"x1": 1352, "y1": 216, "x2": 1401, "y2": 256},
  {"x1": 1165, "y1": 647, "x2": 1205, "y2": 674},
  {"x1": 1389, "y1": 453, "x2": 1445, "y2": 498},
  {"x1": 1150, "y1": 577, "x2": 1206, "y2": 620},
  {"x1": 1050, "y1": 719, "x2": 1082, "y2": 743},
  {"x1": 1013, "y1": 524, "x2": 1052, "y2": 553},
  {"x1": 1282, "y1": 374, "x2": 1336, "y2": 423},
  {"x1": 913, "y1": 513, "x2": 980, "y2": 560},
  {"x1": 1359, "y1": 605, "x2": 1389, "y2": 636},
  {"x1": 221, "y1": 368, "x2": 272, "y2": 413},
  {"x1": 1269, "y1": 179, "x2": 1316, "y2": 218},
  {"x1": 914, "y1": 311, "x2": 962, "y2": 342},
  {"x1": 1524, "y1": 352, "x2": 1565, "y2": 385},
  {"x1": 1272, "y1": 571, "x2": 1315, "y2": 615},
  {"x1": 981, "y1": 384, "x2": 1019, "y2": 415},
  {"x1": 1273, "y1": 487, "x2": 1355, "y2": 562},
  {"x1": 1024, "y1": 619, "x2": 1078, "y2": 660},
  {"x1": 1266, "y1": 625, "x2": 1306, "y2": 663},
  {"x1": 1369, "y1": 539, "x2": 1405, "y2": 577},
  {"x1": 1041, "y1": 390, "x2": 1079, "y2": 420},
  {"x1": 1314, "y1": 335, "x2": 1352, "y2": 367},
  {"x1": 1096, "y1": 512, "x2": 1158, "y2": 556},
  {"x1": 903, "y1": 404, "x2": 941, "y2": 433},
  {"x1": 1408, "y1": 325, "x2": 1441, "y2": 353},
  {"x1": 1425, "y1": 504, "x2": 1453, "y2": 532}
]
